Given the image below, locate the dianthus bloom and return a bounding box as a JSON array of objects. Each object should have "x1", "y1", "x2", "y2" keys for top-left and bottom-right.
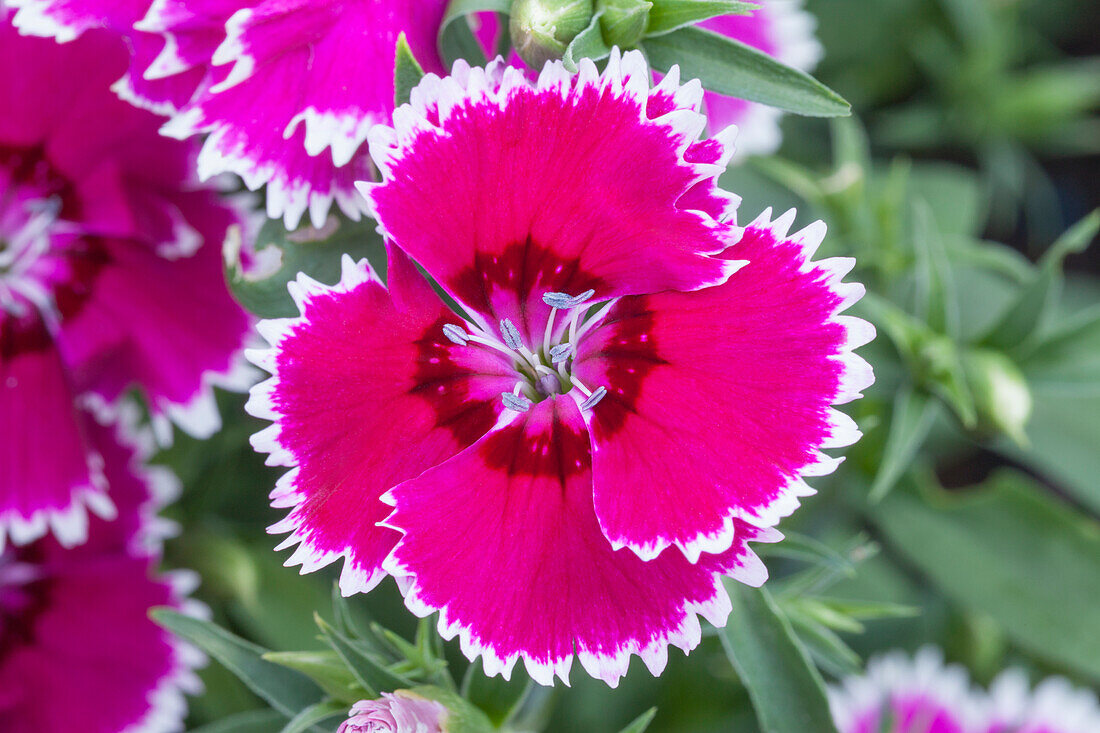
[
  {"x1": 10, "y1": 0, "x2": 452, "y2": 229},
  {"x1": 0, "y1": 410, "x2": 203, "y2": 733},
  {"x1": 829, "y1": 648, "x2": 1100, "y2": 733},
  {"x1": 0, "y1": 18, "x2": 250, "y2": 547},
  {"x1": 338, "y1": 693, "x2": 448, "y2": 733},
  {"x1": 247, "y1": 50, "x2": 873, "y2": 686},
  {"x1": 475, "y1": 0, "x2": 822, "y2": 157}
]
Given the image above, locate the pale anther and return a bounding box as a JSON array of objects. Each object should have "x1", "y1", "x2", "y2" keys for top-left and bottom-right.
[
  {"x1": 580, "y1": 386, "x2": 607, "y2": 411},
  {"x1": 501, "y1": 392, "x2": 532, "y2": 412},
  {"x1": 549, "y1": 343, "x2": 573, "y2": 363},
  {"x1": 542, "y1": 289, "x2": 595, "y2": 310},
  {"x1": 499, "y1": 318, "x2": 524, "y2": 351},
  {"x1": 442, "y1": 324, "x2": 469, "y2": 346}
]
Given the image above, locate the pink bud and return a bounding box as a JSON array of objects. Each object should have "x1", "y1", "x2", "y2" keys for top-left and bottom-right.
[{"x1": 338, "y1": 692, "x2": 448, "y2": 733}]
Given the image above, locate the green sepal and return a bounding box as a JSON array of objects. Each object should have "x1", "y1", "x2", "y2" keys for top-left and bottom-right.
[{"x1": 395, "y1": 33, "x2": 426, "y2": 108}]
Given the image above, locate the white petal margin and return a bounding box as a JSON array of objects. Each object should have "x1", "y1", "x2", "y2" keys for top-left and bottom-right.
[
  {"x1": 381, "y1": 466, "x2": 782, "y2": 689},
  {"x1": 103, "y1": 401, "x2": 210, "y2": 733},
  {"x1": 828, "y1": 647, "x2": 983, "y2": 733},
  {"x1": 244, "y1": 255, "x2": 393, "y2": 597},
  {"x1": 615, "y1": 207, "x2": 872, "y2": 565},
  {"x1": 982, "y1": 668, "x2": 1100, "y2": 733},
  {"x1": 357, "y1": 47, "x2": 744, "y2": 293},
  {"x1": 7, "y1": 0, "x2": 83, "y2": 43},
  {"x1": 0, "y1": 475, "x2": 113, "y2": 552}
]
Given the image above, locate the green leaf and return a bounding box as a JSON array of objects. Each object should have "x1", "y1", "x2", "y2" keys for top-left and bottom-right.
[
  {"x1": 617, "y1": 707, "x2": 658, "y2": 733},
  {"x1": 980, "y1": 210, "x2": 1099, "y2": 353},
  {"x1": 646, "y1": 0, "x2": 755, "y2": 36},
  {"x1": 720, "y1": 582, "x2": 839, "y2": 733},
  {"x1": 911, "y1": 200, "x2": 959, "y2": 338},
  {"x1": 562, "y1": 10, "x2": 610, "y2": 71},
  {"x1": 395, "y1": 33, "x2": 426, "y2": 108},
  {"x1": 869, "y1": 472, "x2": 1100, "y2": 684},
  {"x1": 224, "y1": 216, "x2": 385, "y2": 319},
  {"x1": 461, "y1": 660, "x2": 530, "y2": 726},
  {"x1": 151, "y1": 609, "x2": 323, "y2": 718},
  {"x1": 279, "y1": 702, "x2": 348, "y2": 733},
  {"x1": 868, "y1": 387, "x2": 939, "y2": 502},
  {"x1": 438, "y1": 0, "x2": 508, "y2": 66},
  {"x1": 262, "y1": 650, "x2": 361, "y2": 702},
  {"x1": 317, "y1": 615, "x2": 414, "y2": 697},
  {"x1": 643, "y1": 26, "x2": 850, "y2": 116},
  {"x1": 785, "y1": 613, "x2": 862, "y2": 677},
  {"x1": 190, "y1": 710, "x2": 289, "y2": 733}
]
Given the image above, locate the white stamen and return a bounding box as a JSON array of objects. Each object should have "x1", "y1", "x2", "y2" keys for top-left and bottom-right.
[
  {"x1": 580, "y1": 386, "x2": 608, "y2": 411},
  {"x1": 542, "y1": 289, "x2": 595, "y2": 309},
  {"x1": 570, "y1": 375, "x2": 593, "y2": 397},
  {"x1": 543, "y1": 306, "x2": 557, "y2": 356}
]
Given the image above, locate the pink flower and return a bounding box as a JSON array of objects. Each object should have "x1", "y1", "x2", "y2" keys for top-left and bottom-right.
[
  {"x1": 247, "y1": 51, "x2": 872, "y2": 686},
  {"x1": 0, "y1": 408, "x2": 204, "y2": 733},
  {"x1": 0, "y1": 18, "x2": 251, "y2": 548},
  {"x1": 338, "y1": 693, "x2": 448, "y2": 733},
  {"x1": 829, "y1": 648, "x2": 1100, "y2": 733},
  {"x1": 13, "y1": 0, "x2": 453, "y2": 230}
]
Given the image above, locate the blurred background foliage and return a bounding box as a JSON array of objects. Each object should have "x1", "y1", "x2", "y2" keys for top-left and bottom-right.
[{"x1": 155, "y1": 0, "x2": 1100, "y2": 730}]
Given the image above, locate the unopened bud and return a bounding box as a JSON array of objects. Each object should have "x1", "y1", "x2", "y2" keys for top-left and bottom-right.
[
  {"x1": 510, "y1": 0, "x2": 594, "y2": 67},
  {"x1": 597, "y1": 0, "x2": 652, "y2": 48},
  {"x1": 962, "y1": 349, "x2": 1033, "y2": 446}
]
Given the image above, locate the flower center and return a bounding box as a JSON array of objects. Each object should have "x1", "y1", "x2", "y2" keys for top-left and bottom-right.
[
  {"x1": 0, "y1": 194, "x2": 61, "y2": 317},
  {"x1": 442, "y1": 289, "x2": 614, "y2": 413}
]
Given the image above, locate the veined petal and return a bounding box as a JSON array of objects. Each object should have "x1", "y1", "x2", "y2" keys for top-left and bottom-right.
[
  {"x1": 574, "y1": 210, "x2": 874, "y2": 561},
  {"x1": 383, "y1": 396, "x2": 779, "y2": 687},
  {"x1": 0, "y1": 310, "x2": 113, "y2": 550},
  {"x1": 362, "y1": 49, "x2": 740, "y2": 341},
  {"x1": 247, "y1": 248, "x2": 513, "y2": 595}
]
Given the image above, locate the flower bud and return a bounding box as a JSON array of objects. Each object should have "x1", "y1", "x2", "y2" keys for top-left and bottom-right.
[
  {"x1": 509, "y1": 0, "x2": 594, "y2": 68},
  {"x1": 961, "y1": 348, "x2": 1033, "y2": 446},
  {"x1": 597, "y1": 0, "x2": 652, "y2": 48},
  {"x1": 338, "y1": 691, "x2": 447, "y2": 733}
]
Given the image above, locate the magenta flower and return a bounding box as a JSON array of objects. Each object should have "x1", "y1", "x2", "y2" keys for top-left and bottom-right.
[
  {"x1": 247, "y1": 51, "x2": 872, "y2": 686},
  {"x1": 829, "y1": 648, "x2": 1100, "y2": 733},
  {"x1": 0, "y1": 18, "x2": 251, "y2": 547},
  {"x1": 338, "y1": 693, "x2": 448, "y2": 733},
  {"x1": 0, "y1": 409, "x2": 203, "y2": 733}
]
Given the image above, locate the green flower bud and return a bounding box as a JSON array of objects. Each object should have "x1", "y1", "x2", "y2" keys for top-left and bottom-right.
[
  {"x1": 597, "y1": 0, "x2": 652, "y2": 48},
  {"x1": 509, "y1": 0, "x2": 594, "y2": 68},
  {"x1": 962, "y1": 348, "x2": 1033, "y2": 446}
]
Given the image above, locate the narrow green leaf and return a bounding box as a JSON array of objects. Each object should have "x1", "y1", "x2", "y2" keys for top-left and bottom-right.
[
  {"x1": 643, "y1": 26, "x2": 850, "y2": 116},
  {"x1": 617, "y1": 707, "x2": 659, "y2": 733},
  {"x1": 318, "y1": 615, "x2": 414, "y2": 697},
  {"x1": 279, "y1": 702, "x2": 347, "y2": 733},
  {"x1": 189, "y1": 710, "x2": 288, "y2": 733},
  {"x1": 869, "y1": 472, "x2": 1100, "y2": 684},
  {"x1": 911, "y1": 200, "x2": 959, "y2": 338},
  {"x1": 151, "y1": 609, "x2": 323, "y2": 718},
  {"x1": 562, "y1": 10, "x2": 610, "y2": 71},
  {"x1": 646, "y1": 0, "x2": 755, "y2": 36},
  {"x1": 786, "y1": 613, "x2": 862, "y2": 677},
  {"x1": 262, "y1": 651, "x2": 361, "y2": 702},
  {"x1": 981, "y1": 210, "x2": 1099, "y2": 352},
  {"x1": 720, "y1": 582, "x2": 839, "y2": 733},
  {"x1": 394, "y1": 33, "x2": 426, "y2": 108},
  {"x1": 438, "y1": 0, "x2": 509, "y2": 66},
  {"x1": 868, "y1": 387, "x2": 938, "y2": 502}
]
